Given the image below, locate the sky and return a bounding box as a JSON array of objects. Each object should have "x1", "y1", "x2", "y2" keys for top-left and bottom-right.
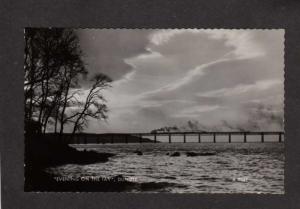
[{"x1": 74, "y1": 29, "x2": 284, "y2": 133}]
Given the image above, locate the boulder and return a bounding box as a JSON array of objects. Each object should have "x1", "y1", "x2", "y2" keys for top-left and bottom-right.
[
  {"x1": 134, "y1": 150, "x2": 143, "y2": 155},
  {"x1": 170, "y1": 152, "x2": 180, "y2": 157},
  {"x1": 186, "y1": 151, "x2": 216, "y2": 157}
]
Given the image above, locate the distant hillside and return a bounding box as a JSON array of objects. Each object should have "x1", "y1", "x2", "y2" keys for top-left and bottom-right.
[{"x1": 43, "y1": 133, "x2": 156, "y2": 144}]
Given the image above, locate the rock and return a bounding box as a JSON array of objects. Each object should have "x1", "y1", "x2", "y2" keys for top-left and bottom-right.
[
  {"x1": 186, "y1": 151, "x2": 198, "y2": 157},
  {"x1": 186, "y1": 151, "x2": 216, "y2": 156},
  {"x1": 166, "y1": 152, "x2": 170, "y2": 155},
  {"x1": 200, "y1": 151, "x2": 217, "y2": 156},
  {"x1": 170, "y1": 151, "x2": 180, "y2": 157},
  {"x1": 134, "y1": 150, "x2": 143, "y2": 155}
]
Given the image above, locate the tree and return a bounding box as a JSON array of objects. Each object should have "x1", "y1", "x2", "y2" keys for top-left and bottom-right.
[
  {"x1": 67, "y1": 73, "x2": 112, "y2": 135},
  {"x1": 24, "y1": 28, "x2": 112, "y2": 137},
  {"x1": 24, "y1": 28, "x2": 87, "y2": 134}
]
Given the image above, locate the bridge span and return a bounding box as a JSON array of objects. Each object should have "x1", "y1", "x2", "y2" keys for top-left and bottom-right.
[{"x1": 55, "y1": 131, "x2": 285, "y2": 144}]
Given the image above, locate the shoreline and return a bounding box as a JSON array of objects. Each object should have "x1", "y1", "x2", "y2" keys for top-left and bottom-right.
[{"x1": 24, "y1": 135, "x2": 177, "y2": 192}]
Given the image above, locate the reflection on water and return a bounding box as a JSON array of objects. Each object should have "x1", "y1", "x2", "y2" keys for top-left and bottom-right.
[{"x1": 46, "y1": 143, "x2": 284, "y2": 193}]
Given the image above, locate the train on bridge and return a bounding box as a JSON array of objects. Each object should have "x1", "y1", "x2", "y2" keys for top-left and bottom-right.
[{"x1": 46, "y1": 131, "x2": 285, "y2": 144}]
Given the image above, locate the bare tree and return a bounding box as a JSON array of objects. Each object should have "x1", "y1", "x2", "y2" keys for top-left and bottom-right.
[
  {"x1": 67, "y1": 73, "x2": 112, "y2": 135},
  {"x1": 24, "y1": 28, "x2": 87, "y2": 135},
  {"x1": 25, "y1": 28, "x2": 112, "y2": 138}
]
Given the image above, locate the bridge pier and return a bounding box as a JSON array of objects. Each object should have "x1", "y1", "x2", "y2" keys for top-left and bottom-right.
[
  {"x1": 261, "y1": 132, "x2": 264, "y2": 143},
  {"x1": 279, "y1": 133, "x2": 282, "y2": 143}
]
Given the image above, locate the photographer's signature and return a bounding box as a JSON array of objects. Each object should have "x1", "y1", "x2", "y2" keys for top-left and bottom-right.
[{"x1": 232, "y1": 176, "x2": 248, "y2": 182}]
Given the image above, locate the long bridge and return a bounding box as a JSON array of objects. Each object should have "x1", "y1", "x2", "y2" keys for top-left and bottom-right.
[{"x1": 56, "y1": 131, "x2": 285, "y2": 144}]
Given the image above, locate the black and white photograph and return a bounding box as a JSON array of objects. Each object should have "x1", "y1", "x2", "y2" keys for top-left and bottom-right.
[{"x1": 24, "y1": 28, "x2": 284, "y2": 193}]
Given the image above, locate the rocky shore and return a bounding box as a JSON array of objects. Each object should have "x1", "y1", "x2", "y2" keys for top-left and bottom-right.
[{"x1": 25, "y1": 135, "x2": 180, "y2": 192}]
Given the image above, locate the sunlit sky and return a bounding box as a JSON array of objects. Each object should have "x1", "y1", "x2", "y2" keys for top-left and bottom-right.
[{"x1": 72, "y1": 29, "x2": 284, "y2": 133}]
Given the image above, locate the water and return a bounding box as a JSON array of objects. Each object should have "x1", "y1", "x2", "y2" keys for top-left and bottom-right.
[{"x1": 46, "y1": 143, "x2": 284, "y2": 193}]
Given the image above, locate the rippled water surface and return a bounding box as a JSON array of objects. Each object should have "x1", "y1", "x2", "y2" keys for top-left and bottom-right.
[{"x1": 46, "y1": 143, "x2": 284, "y2": 193}]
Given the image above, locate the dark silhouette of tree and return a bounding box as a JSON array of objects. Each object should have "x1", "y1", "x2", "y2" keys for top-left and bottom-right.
[
  {"x1": 68, "y1": 73, "x2": 112, "y2": 135},
  {"x1": 24, "y1": 28, "x2": 110, "y2": 137}
]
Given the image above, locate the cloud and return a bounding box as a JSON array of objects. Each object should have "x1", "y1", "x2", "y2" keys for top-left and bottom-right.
[
  {"x1": 76, "y1": 29, "x2": 153, "y2": 80},
  {"x1": 198, "y1": 79, "x2": 282, "y2": 97},
  {"x1": 202, "y1": 30, "x2": 266, "y2": 59},
  {"x1": 111, "y1": 70, "x2": 137, "y2": 88},
  {"x1": 154, "y1": 59, "x2": 225, "y2": 91},
  {"x1": 173, "y1": 105, "x2": 221, "y2": 118},
  {"x1": 76, "y1": 29, "x2": 284, "y2": 133},
  {"x1": 149, "y1": 29, "x2": 186, "y2": 45},
  {"x1": 149, "y1": 29, "x2": 265, "y2": 59}
]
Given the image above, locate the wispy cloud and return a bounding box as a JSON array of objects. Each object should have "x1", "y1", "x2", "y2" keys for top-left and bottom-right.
[
  {"x1": 111, "y1": 70, "x2": 136, "y2": 87},
  {"x1": 76, "y1": 29, "x2": 284, "y2": 133},
  {"x1": 197, "y1": 79, "x2": 282, "y2": 97},
  {"x1": 149, "y1": 29, "x2": 265, "y2": 59},
  {"x1": 202, "y1": 30, "x2": 266, "y2": 59},
  {"x1": 138, "y1": 58, "x2": 229, "y2": 99},
  {"x1": 173, "y1": 105, "x2": 221, "y2": 118},
  {"x1": 149, "y1": 29, "x2": 187, "y2": 45}
]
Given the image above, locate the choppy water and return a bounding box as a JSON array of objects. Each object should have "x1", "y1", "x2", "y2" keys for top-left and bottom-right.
[{"x1": 46, "y1": 143, "x2": 284, "y2": 193}]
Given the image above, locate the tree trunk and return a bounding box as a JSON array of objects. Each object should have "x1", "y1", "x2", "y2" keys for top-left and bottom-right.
[{"x1": 59, "y1": 75, "x2": 71, "y2": 137}]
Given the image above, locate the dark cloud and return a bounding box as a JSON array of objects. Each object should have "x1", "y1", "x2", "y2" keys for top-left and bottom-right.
[{"x1": 76, "y1": 29, "x2": 154, "y2": 80}]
